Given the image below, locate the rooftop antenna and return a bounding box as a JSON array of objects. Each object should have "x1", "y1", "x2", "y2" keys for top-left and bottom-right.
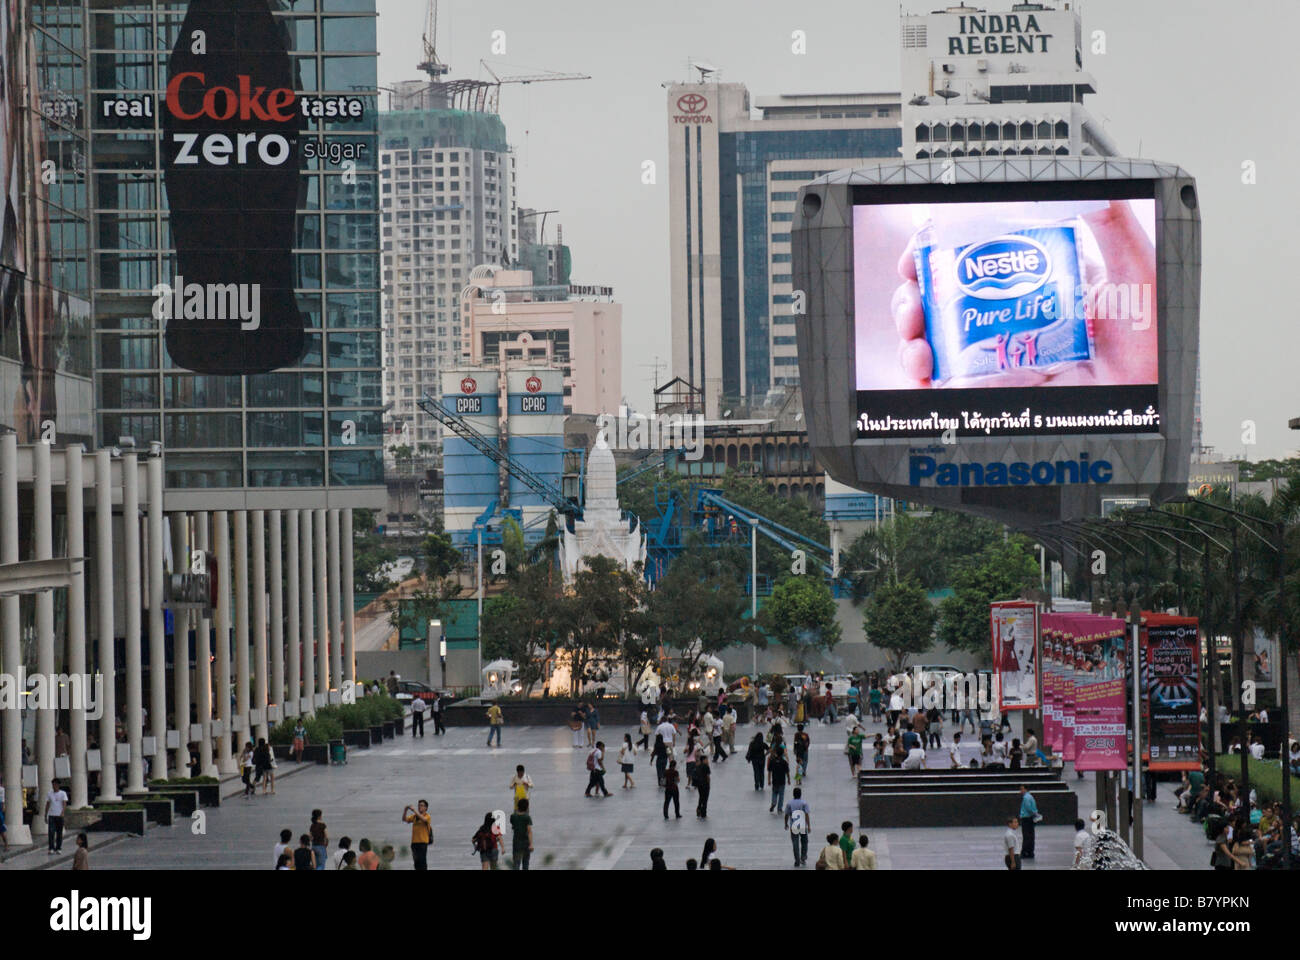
[{"x1": 693, "y1": 60, "x2": 718, "y2": 82}]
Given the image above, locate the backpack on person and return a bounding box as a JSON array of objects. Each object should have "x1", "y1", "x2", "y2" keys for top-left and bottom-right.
[
  {"x1": 472, "y1": 829, "x2": 494, "y2": 854},
  {"x1": 586, "y1": 749, "x2": 598, "y2": 771}
]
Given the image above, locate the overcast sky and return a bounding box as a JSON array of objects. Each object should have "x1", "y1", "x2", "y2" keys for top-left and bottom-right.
[{"x1": 376, "y1": 0, "x2": 1300, "y2": 462}]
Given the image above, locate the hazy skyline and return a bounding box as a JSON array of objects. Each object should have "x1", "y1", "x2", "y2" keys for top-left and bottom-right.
[{"x1": 377, "y1": 0, "x2": 1300, "y2": 461}]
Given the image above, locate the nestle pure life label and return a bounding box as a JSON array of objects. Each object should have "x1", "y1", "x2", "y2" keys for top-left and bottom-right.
[{"x1": 913, "y1": 221, "x2": 1092, "y2": 382}]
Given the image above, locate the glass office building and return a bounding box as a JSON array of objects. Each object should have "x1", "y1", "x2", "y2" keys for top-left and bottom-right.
[
  {"x1": 89, "y1": 0, "x2": 382, "y2": 507},
  {"x1": 0, "y1": 0, "x2": 93, "y2": 442}
]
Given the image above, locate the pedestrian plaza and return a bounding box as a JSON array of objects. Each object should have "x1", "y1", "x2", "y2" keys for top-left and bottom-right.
[{"x1": 1, "y1": 713, "x2": 1214, "y2": 870}]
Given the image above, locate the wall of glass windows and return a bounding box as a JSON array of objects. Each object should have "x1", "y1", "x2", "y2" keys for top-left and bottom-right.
[
  {"x1": 0, "y1": 0, "x2": 93, "y2": 441},
  {"x1": 89, "y1": 0, "x2": 381, "y2": 502}
]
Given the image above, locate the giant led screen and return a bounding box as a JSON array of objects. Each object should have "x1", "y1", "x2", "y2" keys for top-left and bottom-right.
[{"x1": 852, "y1": 181, "x2": 1158, "y2": 439}]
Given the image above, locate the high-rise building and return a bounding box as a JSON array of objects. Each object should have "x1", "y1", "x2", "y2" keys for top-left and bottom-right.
[
  {"x1": 90, "y1": 0, "x2": 383, "y2": 508},
  {"x1": 380, "y1": 82, "x2": 518, "y2": 451},
  {"x1": 461, "y1": 267, "x2": 621, "y2": 417},
  {"x1": 0, "y1": 0, "x2": 92, "y2": 443},
  {"x1": 899, "y1": 2, "x2": 1116, "y2": 160},
  {"x1": 667, "y1": 83, "x2": 901, "y2": 417}
]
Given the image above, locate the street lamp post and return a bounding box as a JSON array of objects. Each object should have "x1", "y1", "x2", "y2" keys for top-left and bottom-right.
[{"x1": 749, "y1": 517, "x2": 759, "y2": 680}]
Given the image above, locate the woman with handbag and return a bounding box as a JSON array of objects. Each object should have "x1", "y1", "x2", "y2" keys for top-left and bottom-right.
[{"x1": 815, "y1": 832, "x2": 846, "y2": 870}]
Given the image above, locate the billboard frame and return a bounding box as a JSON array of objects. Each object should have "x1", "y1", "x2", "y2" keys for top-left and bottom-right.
[{"x1": 792, "y1": 157, "x2": 1200, "y2": 527}]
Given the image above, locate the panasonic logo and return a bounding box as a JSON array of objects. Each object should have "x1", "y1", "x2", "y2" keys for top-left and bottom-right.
[{"x1": 909, "y1": 454, "x2": 1113, "y2": 486}]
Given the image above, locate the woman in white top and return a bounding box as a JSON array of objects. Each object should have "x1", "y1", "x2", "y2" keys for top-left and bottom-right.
[
  {"x1": 239, "y1": 742, "x2": 256, "y2": 798},
  {"x1": 618, "y1": 734, "x2": 637, "y2": 789}
]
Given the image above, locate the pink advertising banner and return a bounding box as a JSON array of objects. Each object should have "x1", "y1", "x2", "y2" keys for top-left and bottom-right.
[{"x1": 1071, "y1": 614, "x2": 1128, "y2": 772}]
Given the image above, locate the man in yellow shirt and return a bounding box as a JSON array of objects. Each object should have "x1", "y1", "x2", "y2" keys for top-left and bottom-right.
[
  {"x1": 850, "y1": 834, "x2": 878, "y2": 869},
  {"x1": 403, "y1": 799, "x2": 432, "y2": 870},
  {"x1": 486, "y1": 703, "x2": 504, "y2": 747}
]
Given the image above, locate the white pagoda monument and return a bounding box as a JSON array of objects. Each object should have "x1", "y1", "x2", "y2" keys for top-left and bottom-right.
[{"x1": 559, "y1": 441, "x2": 646, "y2": 582}]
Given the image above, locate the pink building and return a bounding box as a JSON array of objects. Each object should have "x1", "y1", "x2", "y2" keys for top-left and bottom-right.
[{"x1": 461, "y1": 267, "x2": 622, "y2": 417}]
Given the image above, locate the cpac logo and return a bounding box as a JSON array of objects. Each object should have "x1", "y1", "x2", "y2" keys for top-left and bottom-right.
[
  {"x1": 956, "y1": 235, "x2": 1050, "y2": 300},
  {"x1": 525, "y1": 376, "x2": 542, "y2": 393},
  {"x1": 460, "y1": 377, "x2": 477, "y2": 394}
]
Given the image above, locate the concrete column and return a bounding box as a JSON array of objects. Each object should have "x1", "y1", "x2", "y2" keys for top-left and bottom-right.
[
  {"x1": 327, "y1": 508, "x2": 342, "y2": 696},
  {"x1": 66, "y1": 445, "x2": 89, "y2": 808},
  {"x1": 314, "y1": 509, "x2": 329, "y2": 698},
  {"x1": 194, "y1": 512, "x2": 215, "y2": 776},
  {"x1": 342, "y1": 507, "x2": 355, "y2": 686},
  {"x1": 0, "y1": 433, "x2": 32, "y2": 843},
  {"x1": 285, "y1": 510, "x2": 300, "y2": 717},
  {"x1": 214, "y1": 511, "x2": 234, "y2": 773},
  {"x1": 251, "y1": 510, "x2": 268, "y2": 742},
  {"x1": 170, "y1": 513, "x2": 191, "y2": 776},
  {"x1": 33, "y1": 441, "x2": 55, "y2": 832},
  {"x1": 122, "y1": 451, "x2": 145, "y2": 793},
  {"x1": 93, "y1": 449, "x2": 119, "y2": 803},
  {"x1": 233, "y1": 511, "x2": 250, "y2": 755},
  {"x1": 269, "y1": 510, "x2": 284, "y2": 721},
  {"x1": 300, "y1": 510, "x2": 316, "y2": 713},
  {"x1": 146, "y1": 456, "x2": 168, "y2": 780}
]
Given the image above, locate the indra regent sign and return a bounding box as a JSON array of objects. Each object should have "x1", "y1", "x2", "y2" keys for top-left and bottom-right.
[{"x1": 946, "y1": 13, "x2": 1053, "y2": 56}]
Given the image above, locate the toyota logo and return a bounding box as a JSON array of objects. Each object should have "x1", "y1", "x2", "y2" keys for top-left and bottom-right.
[
  {"x1": 676, "y1": 93, "x2": 707, "y2": 114},
  {"x1": 460, "y1": 377, "x2": 477, "y2": 394},
  {"x1": 525, "y1": 376, "x2": 542, "y2": 394}
]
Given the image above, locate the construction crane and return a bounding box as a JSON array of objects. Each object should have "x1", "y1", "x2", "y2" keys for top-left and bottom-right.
[
  {"x1": 478, "y1": 60, "x2": 591, "y2": 114},
  {"x1": 417, "y1": 0, "x2": 450, "y2": 80}
]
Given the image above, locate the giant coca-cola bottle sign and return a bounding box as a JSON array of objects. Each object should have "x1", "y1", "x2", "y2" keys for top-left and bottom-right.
[{"x1": 160, "y1": 0, "x2": 303, "y2": 375}]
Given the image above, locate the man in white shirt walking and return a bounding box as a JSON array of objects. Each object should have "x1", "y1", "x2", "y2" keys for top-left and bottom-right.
[
  {"x1": 45, "y1": 778, "x2": 70, "y2": 854},
  {"x1": 948, "y1": 732, "x2": 963, "y2": 769}
]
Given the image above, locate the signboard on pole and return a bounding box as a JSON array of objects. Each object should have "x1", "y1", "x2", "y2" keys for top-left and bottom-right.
[
  {"x1": 1144, "y1": 615, "x2": 1202, "y2": 771},
  {"x1": 1073, "y1": 615, "x2": 1128, "y2": 771},
  {"x1": 991, "y1": 600, "x2": 1039, "y2": 711}
]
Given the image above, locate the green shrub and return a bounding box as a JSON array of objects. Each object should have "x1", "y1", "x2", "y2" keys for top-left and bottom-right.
[
  {"x1": 149, "y1": 776, "x2": 218, "y2": 786},
  {"x1": 1214, "y1": 754, "x2": 1300, "y2": 805},
  {"x1": 269, "y1": 713, "x2": 342, "y2": 744}
]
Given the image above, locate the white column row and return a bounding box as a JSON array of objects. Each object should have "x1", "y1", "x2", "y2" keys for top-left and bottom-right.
[{"x1": 0, "y1": 450, "x2": 358, "y2": 827}]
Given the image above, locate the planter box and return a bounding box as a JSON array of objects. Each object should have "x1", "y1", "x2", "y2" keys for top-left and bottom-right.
[
  {"x1": 150, "y1": 790, "x2": 200, "y2": 817},
  {"x1": 302, "y1": 743, "x2": 329, "y2": 765},
  {"x1": 369, "y1": 725, "x2": 383, "y2": 745},
  {"x1": 90, "y1": 807, "x2": 147, "y2": 835},
  {"x1": 382, "y1": 721, "x2": 396, "y2": 740},
  {"x1": 150, "y1": 782, "x2": 221, "y2": 808},
  {"x1": 343, "y1": 730, "x2": 372, "y2": 749},
  {"x1": 394, "y1": 716, "x2": 405, "y2": 735},
  {"x1": 124, "y1": 794, "x2": 175, "y2": 826},
  {"x1": 273, "y1": 744, "x2": 293, "y2": 761}
]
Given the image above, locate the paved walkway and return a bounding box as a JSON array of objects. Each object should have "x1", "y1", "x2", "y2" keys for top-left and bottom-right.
[{"x1": 15, "y1": 714, "x2": 1213, "y2": 870}]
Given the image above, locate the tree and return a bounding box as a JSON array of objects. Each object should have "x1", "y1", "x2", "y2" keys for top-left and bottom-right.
[
  {"x1": 351, "y1": 508, "x2": 397, "y2": 593},
  {"x1": 863, "y1": 578, "x2": 936, "y2": 672},
  {"x1": 648, "y1": 553, "x2": 763, "y2": 678},
  {"x1": 936, "y1": 538, "x2": 1040, "y2": 660},
  {"x1": 556, "y1": 555, "x2": 645, "y2": 698},
  {"x1": 419, "y1": 530, "x2": 460, "y2": 580},
  {"x1": 480, "y1": 562, "x2": 561, "y2": 695},
  {"x1": 759, "y1": 575, "x2": 842, "y2": 672},
  {"x1": 383, "y1": 577, "x2": 462, "y2": 643}
]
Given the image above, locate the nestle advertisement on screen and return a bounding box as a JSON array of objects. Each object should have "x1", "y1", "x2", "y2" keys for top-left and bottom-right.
[{"x1": 851, "y1": 187, "x2": 1159, "y2": 439}]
